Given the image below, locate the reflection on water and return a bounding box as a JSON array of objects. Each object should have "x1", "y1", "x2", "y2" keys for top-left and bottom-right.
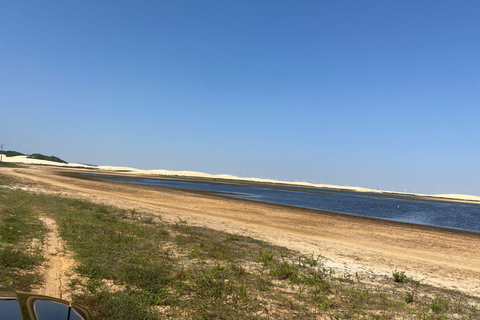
[{"x1": 86, "y1": 174, "x2": 480, "y2": 234}]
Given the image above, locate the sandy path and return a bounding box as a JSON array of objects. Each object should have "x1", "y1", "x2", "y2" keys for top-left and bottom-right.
[
  {"x1": 35, "y1": 216, "x2": 76, "y2": 300},
  {"x1": 3, "y1": 166, "x2": 480, "y2": 297}
]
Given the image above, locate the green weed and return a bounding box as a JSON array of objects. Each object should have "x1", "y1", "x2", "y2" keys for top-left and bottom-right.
[
  {"x1": 431, "y1": 297, "x2": 450, "y2": 313},
  {"x1": 0, "y1": 189, "x2": 46, "y2": 290},
  {"x1": 405, "y1": 291, "x2": 414, "y2": 303},
  {"x1": 392, "y1": 270, "x2": 408, "y2": 283}
]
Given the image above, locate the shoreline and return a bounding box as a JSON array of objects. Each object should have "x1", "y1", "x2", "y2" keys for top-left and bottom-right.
[
  {"x1": 68, "y1": 170, "x2": 480, "y2": 235},
  {"x1": 2, "y1": 155, "x2": 480, "y2": 204},
  {"x1": 2, "y1": 165, "x2": 480, "y2": 297}
]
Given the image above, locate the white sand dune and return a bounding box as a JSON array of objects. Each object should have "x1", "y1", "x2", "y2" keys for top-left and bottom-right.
[
  {"x1": 3, "y1": 154, "x2": 479, "y2": 203},
  {"x1": 2, "y1": 155, "x2": 89, "y2": 168},
  {"x1": 432, "y1": 194, "x2": 480, "y2": 202}
]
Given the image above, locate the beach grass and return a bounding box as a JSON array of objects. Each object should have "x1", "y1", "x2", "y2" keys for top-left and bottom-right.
[
  {"x1": 0, "y1": 174, "x2": 479, "y2": 319},
  {"x1": 0, "y1": 188, "x2": 46, "y2": 291},
  {"x1": 0, "y1": 162, "x2": 26, "y2": 168}
]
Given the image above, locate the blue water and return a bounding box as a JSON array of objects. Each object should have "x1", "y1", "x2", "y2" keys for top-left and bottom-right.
[{"x1": 87, "y1": 174, "x2": 480, "y2": 234}]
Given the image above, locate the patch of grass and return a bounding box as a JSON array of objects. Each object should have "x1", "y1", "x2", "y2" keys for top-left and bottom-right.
[
  {"x1": 191, "y1": 264, "x2": 235, "y2": 299},
  {"x1": 270, "y1": 259, "x2": 299, "y2": 281},
  {"x1": 0, "y1": 246, "x2": 44, "y2": 268},
  {"x1": 0, "y1": 188, "x2": 46, "y2": 291},
  {"x1": 299, "y1": 254, "x2": 320, "y2": 268},
  {"x1": 0, "y1": 246, "x2": 44, "y2": 291},
  {"x1": 0, "y1": 162, "x2": 25, "y2": 168},
  {"x1": 259, "y1": 250, "x2": 275, "y2": 266},
  {"x1": 405, "y1": 291, "x2": 414, "y2": 303},
  {"x1": 431, "y1": 297, "x2": 450, "y2": 313},
  {"x1": 73, "y1": 286, "x2": 161, "y2": 320}
]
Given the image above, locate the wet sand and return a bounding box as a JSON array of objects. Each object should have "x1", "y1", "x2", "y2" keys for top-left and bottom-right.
[{"x1": 2, "y1": 166, "x2": 480, "y2": 297}]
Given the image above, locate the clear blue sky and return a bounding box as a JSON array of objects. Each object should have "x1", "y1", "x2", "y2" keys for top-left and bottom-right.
[{"x1": 1, "y1": 1, "x2": 479, "y2": 195}]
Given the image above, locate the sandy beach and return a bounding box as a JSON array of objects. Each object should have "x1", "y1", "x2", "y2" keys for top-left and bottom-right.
[{"x1": 1, "y1": 164, "x2": 480, "y2": 298}]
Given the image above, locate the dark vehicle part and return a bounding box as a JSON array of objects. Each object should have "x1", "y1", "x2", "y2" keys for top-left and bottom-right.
[{"x1": 0, "y1": 288, "x2": 92, "y2": 320}]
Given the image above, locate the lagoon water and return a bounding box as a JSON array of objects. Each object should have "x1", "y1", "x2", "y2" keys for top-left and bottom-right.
[{"x1": 87, "y1": 174, "x2": 480, "y2": 234}]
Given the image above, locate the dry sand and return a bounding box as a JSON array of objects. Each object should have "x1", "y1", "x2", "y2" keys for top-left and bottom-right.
[{"x1": 2, "y1": 165, "x2": 480, "y2": 298}]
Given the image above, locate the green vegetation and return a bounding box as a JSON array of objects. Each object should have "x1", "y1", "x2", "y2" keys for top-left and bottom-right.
[
  {"x1": 0, "y1": 150, "x2": 24, "y2": 157},
  {"x1": 0, "y1": 150, "x2": 67, "y2": 164},
  {"x1": 392, "y1": 269, "x2": 408, "y2": 283},
  {"x1": 0, "y1": 175, "x2": 479, "y2": 319},
  {"x1": 0, "y1": 188, "x2": 46, "y2": 291},
  {"x1": 27, "y1": 153, "x2": 68, "y2": 164},
  {"x1": 0, "y1": 162, "x2": 25, "y2": 168}
]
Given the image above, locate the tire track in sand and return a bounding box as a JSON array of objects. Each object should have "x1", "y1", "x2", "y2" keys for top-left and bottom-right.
[{"x1": 35, "y1": 216, "x2": 76, "y2": 301}]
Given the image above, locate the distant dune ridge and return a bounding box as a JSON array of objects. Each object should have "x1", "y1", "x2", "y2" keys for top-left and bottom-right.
[{"x1": 2, "y1": 154, "x2": 479, "y2": 203}]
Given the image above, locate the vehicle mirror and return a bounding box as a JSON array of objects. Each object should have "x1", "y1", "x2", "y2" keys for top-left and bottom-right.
[
  {"x1": 0, "y1": 288, "x2": 92, "y2": 320},
  {"x1": 69, "y1": 306, "x2": 89, "y2": 320},
  {"x1": 33, "y1": 300, "x2": 69, "y2": 320},
  {"x1": 0, "y1": 298, "x2": 23, "y2": 320}
]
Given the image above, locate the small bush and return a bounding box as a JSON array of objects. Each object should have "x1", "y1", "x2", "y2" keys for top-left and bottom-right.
[
  {"x1": 259, "y1": 250, "x2": 275, "y2": 266},
  {"x1": 392, "y1": 270, "x2": 407, "y2": 283},
  {"x1": 431, "y1": 297, "x2": 450, "y2": 313},
  {"x1": 405, "y1": 292, "x2": 414, "y2": 303},
  {"x1": 299, "y1": 254, "x2": 320, "y2": 268},
  {"x1": 270, "y1": 260, "x2": 299, "y2": 281}
]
